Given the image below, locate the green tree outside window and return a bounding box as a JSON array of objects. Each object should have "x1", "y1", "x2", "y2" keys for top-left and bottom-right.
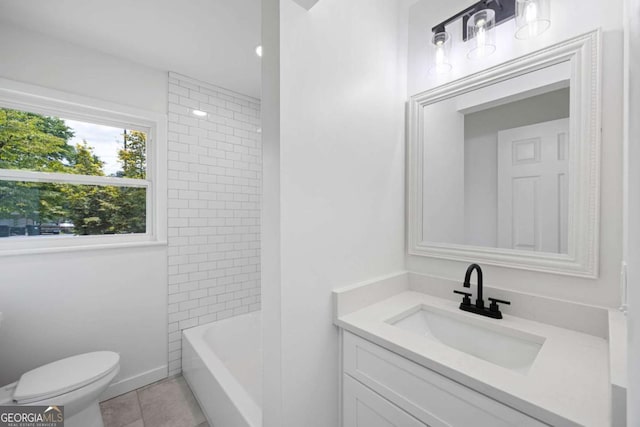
[{"x1": 0, "y1": 108, "x2": 147, "y2": 236}]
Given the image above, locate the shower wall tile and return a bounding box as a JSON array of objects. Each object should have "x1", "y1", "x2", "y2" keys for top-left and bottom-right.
[{"x1": 167, "y1": 72, "x2": 261, "y2": 376}]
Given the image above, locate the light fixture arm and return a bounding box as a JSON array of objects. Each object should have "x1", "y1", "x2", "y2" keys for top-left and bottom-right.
[{"x1": 431, "y1": 0, "x2": 516, "y2": 41}]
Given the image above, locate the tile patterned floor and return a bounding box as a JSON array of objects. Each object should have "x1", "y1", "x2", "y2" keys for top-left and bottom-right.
[{"x1": 100, "y1": 376, "x2": 209, "y2": 427}]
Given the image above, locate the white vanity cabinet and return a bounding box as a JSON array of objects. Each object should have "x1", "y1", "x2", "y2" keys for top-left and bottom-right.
[
  {"x1": 341, "y1": 331, "x2": 549, "y2": 427},
  {"x1": 343, "y1": 374, "x2": 427, "y2": 427}
]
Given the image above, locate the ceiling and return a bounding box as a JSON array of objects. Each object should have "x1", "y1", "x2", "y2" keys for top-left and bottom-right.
[{"x1": 0, "y1": 0, "x2": 262, "y2": 98}]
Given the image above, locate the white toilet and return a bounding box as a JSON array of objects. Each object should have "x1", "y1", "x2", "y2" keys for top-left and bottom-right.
[{"x1": 0, "y1": 352, "x2": 120, "y2": 427}]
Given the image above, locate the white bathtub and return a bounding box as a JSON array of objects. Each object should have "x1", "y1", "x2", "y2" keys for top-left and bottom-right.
[{"x1": 182, "y1": 311, "x2": 262, "y2": 427}]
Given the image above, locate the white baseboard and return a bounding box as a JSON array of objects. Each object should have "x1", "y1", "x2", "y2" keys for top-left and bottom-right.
[{"x1": 100, "y1": 365, "x2": 168, "y2": 402}]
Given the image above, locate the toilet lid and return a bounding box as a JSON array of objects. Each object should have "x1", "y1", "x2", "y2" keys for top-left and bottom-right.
[{"x1": 13, "y1": 352, "x2": 120, "y2": 403}]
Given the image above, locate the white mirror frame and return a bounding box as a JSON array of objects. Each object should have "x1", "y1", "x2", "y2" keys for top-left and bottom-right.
[{"x1": 408, "y1": 30, "x2": 601, "y2": 278}]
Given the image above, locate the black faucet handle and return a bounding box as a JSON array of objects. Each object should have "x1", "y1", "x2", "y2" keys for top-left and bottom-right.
[
  {"x1": 487, "y1": 297, "x2": 510, "y2": 319},
  {"x1": 453, "y1": 290, "x2": 472, "y2": 306}
]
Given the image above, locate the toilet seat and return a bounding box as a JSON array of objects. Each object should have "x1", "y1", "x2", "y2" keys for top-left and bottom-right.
[{"x1": 13, "y1": 352, "x2": 119, "y2": 404}]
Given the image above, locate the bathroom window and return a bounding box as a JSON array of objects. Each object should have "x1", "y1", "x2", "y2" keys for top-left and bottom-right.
[{"x1": 0, "y1": 80, "x2": 166, "y2": 253}]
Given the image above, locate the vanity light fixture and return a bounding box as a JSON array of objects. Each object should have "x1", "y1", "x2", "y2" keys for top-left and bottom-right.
[
  {"x1": 430, "y1": 0, "x2": 515, "y2": 43},
  {"x1": 429, "y1": 30, "x2": 452, "y2": 74},
  {"x1": 515, "y1": 0, "x2": 551, "y2": 39},
  {"x1": 255, "y1": 45, "x2": 263, "y2": 58},
  {"x1": 192, "y1": 109, "x2": 208, "y2": 117},
  {"x1": 429, "y1": 0, "x2": 551, "y2": 70}
]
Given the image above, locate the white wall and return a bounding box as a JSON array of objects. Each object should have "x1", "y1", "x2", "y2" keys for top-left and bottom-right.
[
  {"x1": 0, "y1": 248, "x2": 167, "y2": 394},
  {"x1": 261, "y1": 0, "x2": 282, "y2": 425},
  {"x1": 262, "y1": 0, "x2": 409, "y2": 425},
  {"x1": 166, "y1": 73, "x2": 261, "y2": 376},
  {"x1": 0, "y1": 23, "x2": 169, "y2": 396},
  {"x1": 407, "y1": 0, "x2": 624, "y2": 307},
  {"x1": 422, "y1": 98, "x2": 465, "y2": 245},
  {"x1": 0, "y1": 23, "x2": 167, "y2": 114},
  {"x1": 625, "y1": 0, "x2": 640, "y2": 422}
]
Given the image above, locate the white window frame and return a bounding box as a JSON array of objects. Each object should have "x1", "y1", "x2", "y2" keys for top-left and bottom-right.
[{"x1": 0, "y1": 78, "x2": 167, "y2": 255}]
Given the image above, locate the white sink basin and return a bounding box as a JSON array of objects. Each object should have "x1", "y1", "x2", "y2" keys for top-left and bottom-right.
[{"x1": 388, "y1": 306, "x2": 545, "y2": 374}]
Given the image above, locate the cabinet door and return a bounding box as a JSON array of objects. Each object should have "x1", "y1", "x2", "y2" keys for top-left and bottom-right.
[
  {"x1": 343, "y1": 375, "x2": 429, "y2": 427},
  {"x1": 343, "y1": 332, "x2": 549, "y2": 427}
]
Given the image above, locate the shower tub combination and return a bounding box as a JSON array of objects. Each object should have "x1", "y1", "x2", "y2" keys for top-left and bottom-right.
[{"x1": 182, "y1": 311, "x2": 262, "y2": 427}]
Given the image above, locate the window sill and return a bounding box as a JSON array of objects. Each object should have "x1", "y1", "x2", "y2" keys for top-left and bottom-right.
[{"x1": 0, "y1": 239, "x2": 168, "y2": 257}]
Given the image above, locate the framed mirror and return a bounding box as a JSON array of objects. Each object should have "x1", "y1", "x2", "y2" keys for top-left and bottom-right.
[{"x1": 407, "y1": 30, "x2": 601, "y2": 277}]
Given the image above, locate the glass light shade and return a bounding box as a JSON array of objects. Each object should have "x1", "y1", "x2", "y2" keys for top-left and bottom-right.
[
  {"x1": 515, "y1": 0, "x2": 551, "y2": 39},
  {"x1": 467, "y1": 9, "x2": 496, "y2": 59},
  {"x1": 429, "y1": 31, "x2": 452, "y2": 75}
]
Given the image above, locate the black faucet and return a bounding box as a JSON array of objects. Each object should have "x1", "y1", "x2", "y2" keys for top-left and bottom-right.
[
  {"x1": 464, "y1": 263, "x2": 484, "y2": 308},
  {"x1": 453, "y1": 263, "x2": 511, "y2": 319}
]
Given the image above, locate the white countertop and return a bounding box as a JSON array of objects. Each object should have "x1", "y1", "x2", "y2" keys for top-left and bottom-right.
[{"x1": 336, "y1": 291, "x2": 610, "y2": 427}]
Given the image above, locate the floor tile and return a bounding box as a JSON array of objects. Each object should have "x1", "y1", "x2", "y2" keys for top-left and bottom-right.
[
  {"x1": 100, "y1": 391, "x2": 143, "y2": 427},
  {"x1": 137, "y1": 376, "x2": 206, "y2": 427},
  {"x1": 122, "y1": 421, "x2": 144, "y2": 427}
]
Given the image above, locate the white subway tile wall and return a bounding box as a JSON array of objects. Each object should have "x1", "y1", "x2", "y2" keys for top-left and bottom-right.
[{"x1": 167, "y1": 72, "x2": 261, "y2": 375}]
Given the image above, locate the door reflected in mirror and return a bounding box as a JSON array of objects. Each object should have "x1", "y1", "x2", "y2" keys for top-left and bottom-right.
[{"x1": 422, "y1": 82, "x2": 571, "y2": 254}]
